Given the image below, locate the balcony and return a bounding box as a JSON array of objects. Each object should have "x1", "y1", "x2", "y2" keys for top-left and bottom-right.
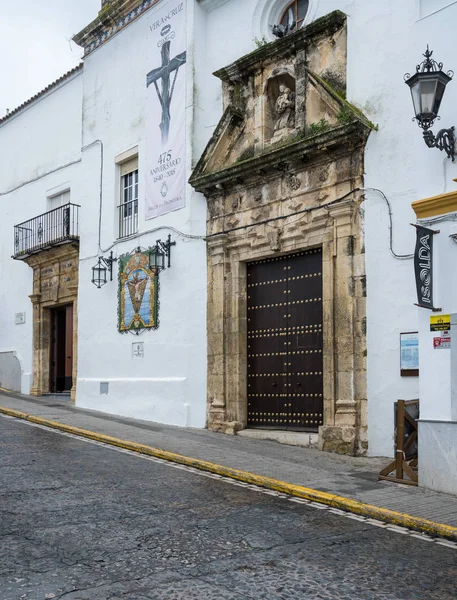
[
  {"x1": 117, "y1": 199, "x2": 138, "y2": 239},
  {"x1": 13, "y1": 203, "x2": 80, "y2": 260}
]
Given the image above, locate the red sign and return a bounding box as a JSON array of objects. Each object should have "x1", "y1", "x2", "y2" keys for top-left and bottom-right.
[{"x1": 433, "y1": 336, "x2": 451, "y2": 349}]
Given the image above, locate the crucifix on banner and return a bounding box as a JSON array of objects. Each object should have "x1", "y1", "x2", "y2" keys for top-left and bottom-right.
[{"x1": 146, "y1": 41, "x2": 186, "y2": 145}]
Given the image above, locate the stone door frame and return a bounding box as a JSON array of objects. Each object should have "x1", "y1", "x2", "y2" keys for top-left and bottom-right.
[
  {"x1": 207, "y1": 199, "x2": 366, "y2": 454},
  {"x1": 25, "y1": 244, "x2": 79, "y2": 401},
  {"x1": 29, "y1": 299, "x2": 78, "y2": 400}
]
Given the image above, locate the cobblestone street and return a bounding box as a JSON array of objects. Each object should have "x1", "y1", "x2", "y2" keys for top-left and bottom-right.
[{"x1": 1, "y1": 415, "x2": 456, "y2": 600}]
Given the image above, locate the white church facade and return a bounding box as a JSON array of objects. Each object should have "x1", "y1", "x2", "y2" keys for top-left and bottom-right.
[{"x1": 1, "y1": 0, "x2": 457, "y2": 494}]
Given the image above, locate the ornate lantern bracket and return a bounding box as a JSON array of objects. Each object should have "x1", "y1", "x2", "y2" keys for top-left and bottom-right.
[
  {"x1": 405, "y1": 46, "x2": 455, "y2": 161},
  {"x1": 91, "y1": 251, "x2": 117, "y2": 288},
  {"x1": 148, "y1": 234, "x2": 176, "y2": 273}
]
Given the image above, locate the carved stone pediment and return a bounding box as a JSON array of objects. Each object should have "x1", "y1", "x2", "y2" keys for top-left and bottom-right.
[{"x1": 190, "y1": 10, "x2": 375, "y2": 195}]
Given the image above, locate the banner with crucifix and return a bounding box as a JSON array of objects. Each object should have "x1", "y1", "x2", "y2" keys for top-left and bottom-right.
[{"x1": 145, "y1": 0, "x2": 187, "y2": 220}]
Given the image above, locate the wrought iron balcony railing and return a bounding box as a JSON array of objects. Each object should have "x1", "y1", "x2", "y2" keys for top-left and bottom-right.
[
  {"x1": 117, "y1": 199, "x2": 138, "y2": 239},
  {"x1": 13, "y1": 203, "x2": 80, "y2": 259}
]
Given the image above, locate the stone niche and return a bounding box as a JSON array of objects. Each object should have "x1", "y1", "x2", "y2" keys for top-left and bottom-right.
[
  {"x1": 264, "y1": 69, "x2": 296, "y2": 144},
  {"x1": 190, "y1": 11, "x2": 375, "y2": 455},
  {"x1": 24, "y1": 244, "x2": 79, "y2": 401}
]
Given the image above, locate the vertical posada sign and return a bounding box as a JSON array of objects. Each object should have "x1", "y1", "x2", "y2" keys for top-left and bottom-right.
[
  {"x1": 413, "y1": 225, "x2": 436, "y2": 309},
  {"x1": 145, "y1": 1, "x2": 186, "y2": 219}
]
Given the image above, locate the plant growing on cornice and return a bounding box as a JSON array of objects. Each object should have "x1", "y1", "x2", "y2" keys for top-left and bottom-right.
[
  {"x1": 307, "y1": 118, "x2": 330, "y2": 136},
  {"x1": 337, "y1": 104, "x2": 379, "y2": 131},
  {"x1": 253, "y1": 36, "x2": 269, "y2": 48},
  {"x1": 336, "y1": 107, "x2": 353, "y2": 126}
]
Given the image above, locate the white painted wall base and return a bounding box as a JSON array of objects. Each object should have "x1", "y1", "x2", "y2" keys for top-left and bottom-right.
[
  {"x1": 76, "y1": 377, "x2": 204, "y2": 428},
  {"x1": 0, "y1": 352, "x2": 22, "y2": 392},
  {"x1": 419, "y1": 420, "x2": 457, "y2": 495},
  {"x1": 21, "y1": 373, "x2": 32, "y2": 396}
]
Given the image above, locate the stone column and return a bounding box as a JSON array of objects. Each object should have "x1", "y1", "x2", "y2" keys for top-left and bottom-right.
[
  {"x1": 319, "y1": 200, "x2": 366, "y2": 454},
  {"x1": 225, "y1": 256, "x2": 247, "y2": 427},
  {"x1": 207, "y1": 236, "x2": 228, "y2": 429},
  {"x1": 71, "y1": 296, "x2": 78, "y2": 403},
  {"x1": 29, "y1": 293, "x2": 42, "y2": 396},
  {"x1": 295, "y1": 49, "x2": 307, "y2": 132}
]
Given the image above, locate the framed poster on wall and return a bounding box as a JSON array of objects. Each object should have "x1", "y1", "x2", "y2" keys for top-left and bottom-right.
[{"x1": 400, "y1": 332, "x2": 419, "y2": 376}]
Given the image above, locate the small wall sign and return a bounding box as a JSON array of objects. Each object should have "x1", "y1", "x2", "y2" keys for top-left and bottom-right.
[
  {"x1": 430, "y1": 314, "x2": 450, "y2": 331},
  {"x1": 433, "y1": 332, "x2": 451, "y2": 349},
  {"x1": 400, "y1": 332, "x2": 419, "y2": 376},
  {"x1": 132, "y1": 341, "x2": 144, "y2": 359},
  {"x1": 15, "y1": 312, "x2": 26, "y2": 325}
]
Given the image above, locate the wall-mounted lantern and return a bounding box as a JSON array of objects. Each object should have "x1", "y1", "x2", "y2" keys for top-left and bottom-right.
[
  {"x1": 91, "y1": 251, "x2": 117, "y2": 288},
  {"x1": 148, "y1": 234, "x2": 176, "y2": 273},
  {"x1": 405, "y1": 46, "x2": 455, "y2": 161}
]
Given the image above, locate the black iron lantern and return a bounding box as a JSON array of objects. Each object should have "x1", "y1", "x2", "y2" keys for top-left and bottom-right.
[
  {"x1": 148, "y1": 234, "x2": 176, "y2": 273},
  {"x1": 149, "y1": 246, "x2": 166, "y2": 272},
  {"x1": 405, "y1": 46, "x2": 455, "y2": 160},
  {"x1": 91, "y1": 251, "x2": 117, "y2": 288}
]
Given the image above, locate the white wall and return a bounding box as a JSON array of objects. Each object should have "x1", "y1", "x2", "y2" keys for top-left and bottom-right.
[
  {"x1": 0, "y1": 72, "x2": 83, "y2": 394},
  {"x1": 75, "y1": 0, "x2": 207, "y2": 427},
  {"x1": 420, "y1": 420, "x2": 457, "y2": 494}
]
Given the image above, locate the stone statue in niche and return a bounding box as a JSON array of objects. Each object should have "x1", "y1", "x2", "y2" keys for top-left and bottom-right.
[{"x1": 274, "y1": 85, "x2": 295, "y2": 132}]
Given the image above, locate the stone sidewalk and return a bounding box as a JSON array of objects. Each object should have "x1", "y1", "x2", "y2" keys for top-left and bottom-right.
[{"x1": 2, "y1": 390, "x2": 457, "y2": 528}]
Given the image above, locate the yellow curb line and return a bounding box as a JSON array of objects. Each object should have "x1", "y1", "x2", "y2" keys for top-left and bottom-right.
[{"x1": 1, "y1": 405, "x2": 457, "y2": 543}]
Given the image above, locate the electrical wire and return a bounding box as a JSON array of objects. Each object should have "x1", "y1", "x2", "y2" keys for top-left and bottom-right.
[
  {"x1": 0, "y1": 158, "x2": 81, "y2": 196},
  {"x1": 81, "y1": 140, "x2": 104, "y2": 250},
  {"x1": 80, "y1": 224, "x2": 206, "y2": 263},
  {"x1": 205, "y1": 189, "x2": 360, "y2": 238},
  {"x1": 80, "y1": 139, "x2": 206, "y2": 261},
  {"x1": 2, "y1": 148, "x2": 413, "y2": 266},
  {"x1": 206, "y1": 186, "x2": 415, "y2": 262},
  {"x1": 83, "y1": 188, "x2": 359, "y2": 263},
  {"x1": 362, "y1": 187, "x2": 414, "y2": 260}
]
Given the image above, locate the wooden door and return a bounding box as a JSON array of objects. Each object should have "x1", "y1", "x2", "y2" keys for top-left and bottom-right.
[
  {"x1": 247, "y1": 250, "x2": 323, "y2": 431},
  {"x1": 50, "y1": 309, "x2": 58, "y2": 393},
  {"x1": 49, "y1": 304, "x2": 73, "y2": 393},
  {"x1": 64, "y1": 304, "x2": 73, "y2": 392}
]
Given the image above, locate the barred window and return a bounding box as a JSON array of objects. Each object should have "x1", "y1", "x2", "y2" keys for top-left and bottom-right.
[{"x1": 118, "y1": 157, "x2": 139, "y2": 239}]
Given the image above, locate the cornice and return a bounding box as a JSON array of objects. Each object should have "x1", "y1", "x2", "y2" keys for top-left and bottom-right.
[
  {"x1": 214, "y1": 10, "x2": 347, "y2": 83},
  {"x1": 73, "y1": 0, "x2": 162, "y2": 56},
  {"x1": 189, "y1": 121, "x2": 369, "y2": 195},
  {"x1": 412, "y1": 187, "x2": 457, "y2": 219}
]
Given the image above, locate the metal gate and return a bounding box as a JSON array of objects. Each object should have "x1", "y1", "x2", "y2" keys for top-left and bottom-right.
[{"x1": 247, "y1": 249, "x2": 323, "y2": 431}]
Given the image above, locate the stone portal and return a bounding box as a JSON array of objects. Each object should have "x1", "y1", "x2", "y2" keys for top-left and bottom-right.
[
  {"x1": 190, "y1": 11, "x2": 374, "y2": 455},
  {"x1": 24, "y1": 244, "x2": 79, "y2": 400}
]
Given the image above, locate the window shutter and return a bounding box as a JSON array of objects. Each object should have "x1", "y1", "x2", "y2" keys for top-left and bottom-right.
[
  {"x1": 49, "y1": 190, "x2": 70, "y2": 208},
  {"x1": 120, "y1": 156, "x2": 138, "y2": 176}
]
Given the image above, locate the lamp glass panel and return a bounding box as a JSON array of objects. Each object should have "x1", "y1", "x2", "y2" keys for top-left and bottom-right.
[
  {"x1": 410, "y1": 81, "x2": 422, "y2": 117},
  {"x1": 433, "y1": 79, "x2": 446, "y2": 115},
  {"x1": 93, "y1": 264, "x2": 106, "y2": 286},
  {"x1": 419, "y1": 78, "x2": 438, "y2": 116},
  {"x1": 149, "y1": 250, "x2": 164, "y2": 270},
  {"x1": 155, "y1": 251, "x2": 165, "y2": 270}
]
